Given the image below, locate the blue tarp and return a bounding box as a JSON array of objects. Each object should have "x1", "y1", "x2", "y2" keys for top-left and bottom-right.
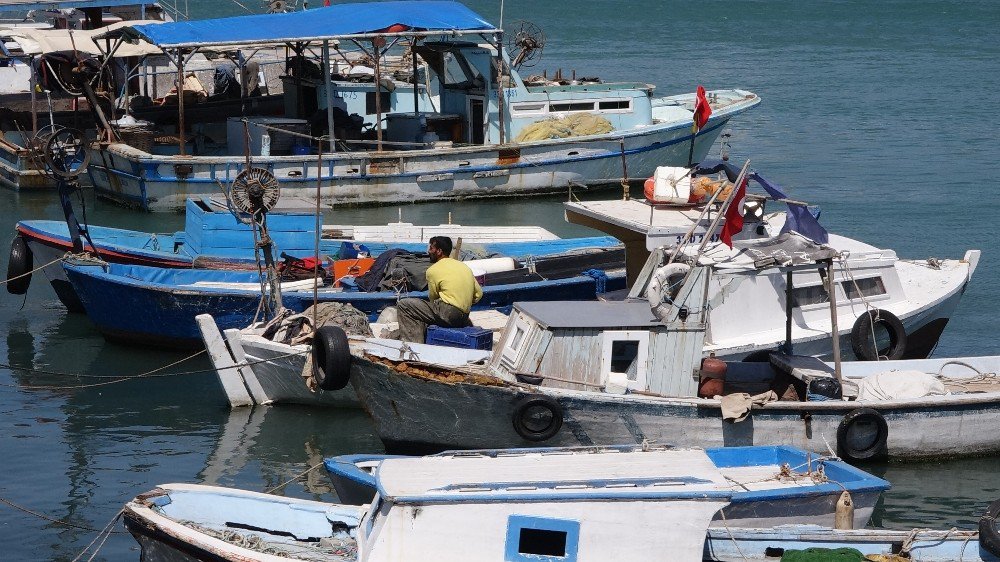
[{"x1": 127, "y1": 1, "x2": 497, "y2": 49}]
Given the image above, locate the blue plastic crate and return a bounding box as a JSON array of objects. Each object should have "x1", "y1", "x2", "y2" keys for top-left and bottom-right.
[{"x1": 425, "y1": 325, "x2": 493, "y2": 350}]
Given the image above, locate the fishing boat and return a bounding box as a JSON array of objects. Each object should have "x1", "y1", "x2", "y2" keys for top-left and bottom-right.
[
  {"x1": 122, "y1": 445, "x2": 909, "y2": 562},
  {"x1": 61, "y1": 246, "x2": 625, "y2": 349},
  {"x1": 341, "y1": 219, "x2": 1000, "y2": 460},
  {"x1": 321, "y1": 445, "x2": 889, "y2": 529},
  {"x1": 0, "y1": 0, "x2": 171, "y2": 190},
  {"x1": 194, "y1": 162, "x2": 977, "y2": 410},
  {"x1": 86, "y1": 1, "x2": 760, "y2": 211},
  {"x1": 9, "y1": 196, "x2": 618, "y2": 311}
]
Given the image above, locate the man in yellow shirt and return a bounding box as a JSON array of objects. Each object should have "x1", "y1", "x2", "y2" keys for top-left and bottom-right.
[{"x1": 396, "y1": 236, "x2": 483, "y2": 343}]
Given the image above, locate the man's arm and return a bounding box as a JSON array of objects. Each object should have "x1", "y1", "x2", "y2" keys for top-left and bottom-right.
[
  {"x1": 472, "y1": 278, "x2": 483, "y2": 304},
  {"x1": 427, "y1": 265, "x2": 439, "y2": 301}
]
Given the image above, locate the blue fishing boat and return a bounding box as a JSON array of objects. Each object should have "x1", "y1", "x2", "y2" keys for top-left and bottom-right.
[
  {"x1": 323, "y1": 445, "x2": 889, "y2": 529},
  {"x1": 11, "y1": 197, "x2": 619, "y2": 311},
  {"x1": 88, "y1": 1, "x2": 760, "y2": 211},
  {"x1": 62, "y1": 248, "x2": 625, "y2": 349}
]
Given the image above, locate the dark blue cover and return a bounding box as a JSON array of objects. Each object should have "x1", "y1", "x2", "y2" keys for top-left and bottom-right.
[{"x1": 129, "y1": 1, "x2": 496, "y2": 48}]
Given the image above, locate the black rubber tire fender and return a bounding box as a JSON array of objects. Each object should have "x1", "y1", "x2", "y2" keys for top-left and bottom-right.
[
  {"x1": 979, "y1": 498, "x2": 1000, "y2": 557},
  {"x1": 312, "y1": 326, "x2": 352, "y2": 391},
  {"x1": 850, "y1": 309, "x2": 907, "y2": 361},
  {"x1": 6, "y1": 236, "x2": 32, "y2": 295},
  {"x1": 512, "y1": 394, "x2": 563, "y2": 442},
  {"x1": 836, "y1": 407, "x2": 889, "y2": 463}
]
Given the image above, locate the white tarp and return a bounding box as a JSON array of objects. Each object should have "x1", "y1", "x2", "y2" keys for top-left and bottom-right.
[
  {"x1": 1, "y1": 19, "x2": 163, "y2": 57},
  {"x1": 857, "y1": 370, "x2": 948, "y2": 401}
]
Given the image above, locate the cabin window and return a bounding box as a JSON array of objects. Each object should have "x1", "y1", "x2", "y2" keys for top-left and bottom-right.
[
  {"x1": 365, "y1": 91, "x2": 391, "y2": 115},
  {"x1": 601, "y1": 331, "x2": 649, "y2": 390},
  {"x1": 549, "y1": 101, "x2": 595, "y2": 112},
  {"x1": 791, "y1": 284, "x2": 830, "y2": 308},
  {"x1": 505, "y1": 515, "x2": 580, "y2": 562},
  {"x1": 512, "y1": 102, "x2": 547, "y2": 114},
  {"x1": 598, "y1": 100, "x2": 631, "y2": 111},
  {"x1": 841, "y1": 277, "x2": 886, "y2": 300},
  {"x1": 500, "y1": 316, "x2": 533, "y2": 369}
]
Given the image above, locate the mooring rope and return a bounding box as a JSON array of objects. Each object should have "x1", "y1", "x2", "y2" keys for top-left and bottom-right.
[
  {"x1": 0, "y1": 255, "x2": 66, "y2": 285},
  {"x1": 0, "y1": 349, "x2": 309, "y2": 390},
  {"x1": 70, "y1": 509, "x2": 125, "y2": 562},
  {"x1": 265, "y1": 460, "x2": 326, "y2": 494},
  {"x1": 0, "y1": 496, "x2": 124, "y2": 534}
]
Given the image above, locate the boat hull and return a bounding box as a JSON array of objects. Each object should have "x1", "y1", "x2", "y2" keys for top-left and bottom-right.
[
  {"x1": 64, "y1": 262, "x2": 624, "y2": 349},
  {"x1": 87, "y1": 116, "x2": 739, "y2": 212},
  {"x1": 350, "y1": 354, "x2": 1000, "y2": 460}
]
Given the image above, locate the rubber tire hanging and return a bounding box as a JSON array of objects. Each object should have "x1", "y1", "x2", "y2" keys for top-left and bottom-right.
[
  {"x1": 6, "y1": 236, "x2": 32, "y2": 295},
  {"x1": 511, "y1": 395, "x2": 563, "y2": 442},
  {"x1": 836, "y1": 408, "x2": 889, "y2": 463},
  {"x1": 979, "y1": 498, "x2": 1000, "y2": 557},
  {"x1": 312, "y1": 326, "x2": 352, "y2": 391},
  {"x1": 850, "y1": 309, "x2": 907, "y2": 361}
]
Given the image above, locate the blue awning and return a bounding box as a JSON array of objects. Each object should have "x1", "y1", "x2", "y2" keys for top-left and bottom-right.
[{"x1": 124, "y1": 1, "x2": 498, "y2": 49}]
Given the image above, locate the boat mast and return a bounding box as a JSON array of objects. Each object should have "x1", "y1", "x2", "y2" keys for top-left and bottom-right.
[{"x1": 322, "y1": 39, "x2": 336, "y2": 152}]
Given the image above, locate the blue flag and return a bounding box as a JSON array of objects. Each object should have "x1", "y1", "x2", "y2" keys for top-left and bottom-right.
[{"x1": 750, "y1": 173, "x2": 829, "y2": 244}]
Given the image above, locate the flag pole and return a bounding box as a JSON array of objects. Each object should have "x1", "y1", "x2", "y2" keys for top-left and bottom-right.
[
  {"x1": 695, "y1": 159, "x2": 750, "y2": 256},
  {"x1": 686, "y1": 123, "x2": 699, "y2": 167}
]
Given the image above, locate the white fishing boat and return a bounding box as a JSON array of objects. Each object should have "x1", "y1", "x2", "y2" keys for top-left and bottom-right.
[
  {"x1": 342, "y1": 215, "x2": 999, "y2": 460},
  {"x1": 122, "y1": 445, "x2": 898, "y2": 562},
  {"x1": 197, "y1": 163, "x2": 977, "y2": 409},
  {"x1": 85, "y1": 1, "x2": 760, "y2": 211}
]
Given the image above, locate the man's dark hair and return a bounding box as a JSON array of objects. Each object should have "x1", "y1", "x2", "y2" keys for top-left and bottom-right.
[{"x1": 429, "y1": 236, "x2": 453, "y2": 256}]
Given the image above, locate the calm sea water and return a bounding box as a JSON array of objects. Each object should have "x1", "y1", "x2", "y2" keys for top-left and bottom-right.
[{"x1": 2, "y1": 1, "x2": 999, "y2": 559}]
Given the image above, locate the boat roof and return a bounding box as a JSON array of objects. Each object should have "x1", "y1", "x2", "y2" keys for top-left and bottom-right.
[
  {"x1": 375, "y1": 447, "x2": 733, "y2": 504},
  {"x1": 0, "y1": 0, "x2": 147, "y2": 11},
  {"x1": 514, "y1": 300, "x2": 661, "y2": 329},
  {"x1": 3, "y1": 19, "x2": 162, "y2": 56},
  {"x1": 104, "y1": 1, "x2": 500, "y2": 50}
]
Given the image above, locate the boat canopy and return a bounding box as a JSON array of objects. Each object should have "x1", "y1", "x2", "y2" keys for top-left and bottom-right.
[
  {"x1": 3, "y1": 19, "x2": 162, "y2": 56},
  {"x1": 104, "y1": 1, "x2": 500, "y2": 50},
  {"x1": 0, "y1": 0, "x2": 146, "y2": 11}
]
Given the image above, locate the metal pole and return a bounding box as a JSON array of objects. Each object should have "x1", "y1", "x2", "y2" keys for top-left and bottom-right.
[
  {"x1": 322, "y1": 40, "x2": 336, "y2": 153},
  {"x1": 496, "y1": 33, "x2": 505, "y2": 145},
  {"x1": 411, "y1": 39, "x2": 419, "y2": 117},
  {"x1": 619, "y1": 138, "x2": 628, "y2": 200},
  {"x1": 785, "y1": 270, "x2": 793, "y2": 353},
  {"x1": 29, "y1": 59, "x2": 38, "y2": 136},
  {"x1": 373, "y1": 38, "x2": 383, "y2": 151},
  {"x1": 823, "y1": 260, "x2": 844, "y2": 381},
  {"x1": 176, "y1": 50, "x2": 186, "y2": 156}
]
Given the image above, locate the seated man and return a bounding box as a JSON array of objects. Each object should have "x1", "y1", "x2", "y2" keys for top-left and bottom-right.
[{"x1": 396, "y1": 236, "x2": 482, "y2": 343}]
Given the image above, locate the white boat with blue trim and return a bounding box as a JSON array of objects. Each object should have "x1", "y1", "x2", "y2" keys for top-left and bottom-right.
[
  {"x1": 88, "y1": 1, "x2": 760, "y2": 211},
  {"x1": 121, "y1": 445, "x2": 999, "y2": 562}
]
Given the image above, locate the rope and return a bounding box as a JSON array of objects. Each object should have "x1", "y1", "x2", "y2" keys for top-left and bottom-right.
[
  {"x1": 716, "y1": 509, "x2": 749, "y2": 561},
  {"x1": 264, "y1": 461, "x2": 326, "y2": 494},
  {"x1": 0, "y1": 496, "x2": 124, "y2": 534},
  {"x1": 0, "y1": 349, "x2": 309, "y2": 390},
  {"x1": 71, "y1": 510, "x2": 125, "y2": 562},
  {"x1": 0, "y1": 255, "x2": 66, "y2": 285}
]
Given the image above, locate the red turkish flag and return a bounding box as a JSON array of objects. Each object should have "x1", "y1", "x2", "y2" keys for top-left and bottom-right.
[
  {"x1": 693, "y1": 85, "x2": 712, "y2": 130},
  {"x1": 719, "y1": 177, "x2": 747, "y2": 248}
]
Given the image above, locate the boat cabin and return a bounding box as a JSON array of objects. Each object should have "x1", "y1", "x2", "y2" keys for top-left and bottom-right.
[{"x1": 358, "y1": 447, "x2": 733, "y2": 562}]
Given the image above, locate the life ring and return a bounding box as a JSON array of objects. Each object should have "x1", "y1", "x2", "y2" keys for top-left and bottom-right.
[
  {"x1": 836, "y1": 408, "x2": 888, "y2": 463},
  {"x1": 647, "y1": 262, "x2": 691, "y2": 322},
  {"x1": 312, "y1": 326, "x2": 352, "y2": 391},
  {"x1": 979, "y1": 498, "x2": 1000, "y2": 557},
  {"x1": 850, "y1": 309, "x2": 907, "y2": 361},
  {"x1": 511, "y1": 395, "x2": 563, "y2": 442},
  {"x1": 6, "y1": 236, "x2": 32, "y2": 295}
]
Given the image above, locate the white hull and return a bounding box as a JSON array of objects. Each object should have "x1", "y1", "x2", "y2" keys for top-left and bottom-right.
[
  {"x1": 350, "y1": 353, "x2": 1000, "y2": 459},
  {"x1": 87, "y1": 111, "x2": 742, "y2": 211}
]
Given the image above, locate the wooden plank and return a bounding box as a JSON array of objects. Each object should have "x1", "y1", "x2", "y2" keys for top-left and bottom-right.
[
  {"x1": 196, "y1": 314, "x2": 253, "y2": 407},
  {"x1": 223, "y1": 328, "x2": 271, "y2": 405}
]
